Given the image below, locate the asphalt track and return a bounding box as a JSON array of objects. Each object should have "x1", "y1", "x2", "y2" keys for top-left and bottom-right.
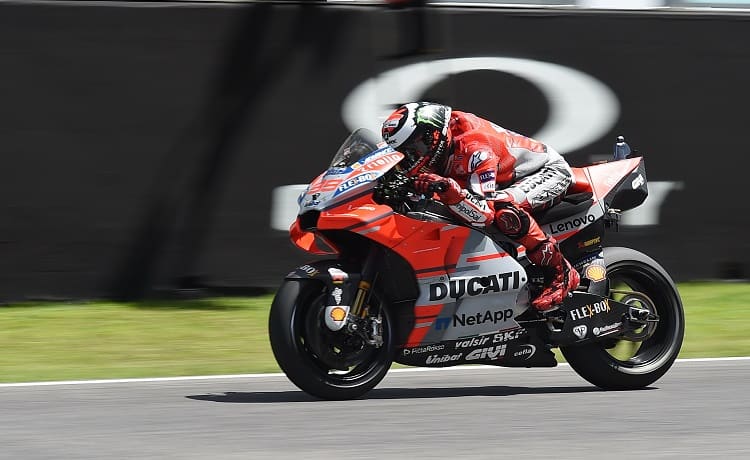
[{"x1": 1, "y1": 358, "x2": 748, "y2": 459}]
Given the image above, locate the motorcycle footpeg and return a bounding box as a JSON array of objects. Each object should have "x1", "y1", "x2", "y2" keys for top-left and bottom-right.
[{"x1": 540, "y1": 307, "x2": 566, "y2": 332}]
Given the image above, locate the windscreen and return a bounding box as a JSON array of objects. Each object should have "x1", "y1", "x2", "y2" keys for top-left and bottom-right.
[{"x1": 329, "y1": 128, "x2": 383, "y2": 169}]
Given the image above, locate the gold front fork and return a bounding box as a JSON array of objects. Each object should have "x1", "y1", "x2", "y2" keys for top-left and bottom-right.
[{"x1": 350, "y1": 280, "x2": 371, "y2": 317}]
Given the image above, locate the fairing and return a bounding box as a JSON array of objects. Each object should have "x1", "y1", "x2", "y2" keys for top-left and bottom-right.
[{"x1": 289, "y1": 131, "x2": 649, "y2": 362}]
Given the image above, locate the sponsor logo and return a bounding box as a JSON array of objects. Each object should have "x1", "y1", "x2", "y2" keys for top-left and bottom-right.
[
  {"x1": 341, "y1": 57, "x2": 618, "y2": 156},
  {"x1": 479, "y1": 171, "x2": 496, "y2": 183},
  {"x1": 456, "y1": 309, "x2": 514, "y2": 327},
  {"x1": 434, "y1": 317, "x2": 452, "y2": 330},
  {"x1": 329, "y1": 306, "x2": 347, "y2": 321},
  {"x1": 325, "y1": 167, "x2": 350, "y2": 176},
  {"x1": 631, "y1": 174, "x2": 645, "y2": 189},
  {"x1": 335, "y1": 172, "x2": 376, "y2": 194},
  {"x1": 573, "y1": 325, "x2": 588, "y2": 339},
  {"x1": 513, "y1": 344, "x2": 536, "y2": 359},
  {"x1": 433, "y1": 309, "x2": 515, "y2": 330},
  {"x1": 331, "y1": 287, "x2": 343, "y2": 304},
  {"x1": 584, "y1": 264, "x2": 607, "y2": 282},
  {"x1": 577, "y1": 236, "x2": 601, "y2": 249},
  {"x1": 466, "y1": 345, "x2": 507, "y2": 361},
  {"x1": 573, "y1": 254, "x2": 602, "y2": 272},
  {"x1": 570, "y1": 299, "x2": 611, "y2": 321},
  {"x1": 428, "y1": 272, "x2": 521, "y2": 301},
  {"x1": 298, "y1": 264, "x2": 319, "y2": 277},
  {"x1": 547, "y1": 214, "x2": 596, "y2": 235},
  {"x1": 465, "y1": 192, "x2": 489, "y2": 209},
  {"x1": 493, "y1": 328, "x2": 526, "y2": 343},
  {"x1": 324, "y1": 305, "x2": 350, "y2": 331},
  {"x1": 469, "y1": 151, "x2": 488, "y2": 171},
  {"x1": 303, "y1": 192, "x2": 321, "y2": 208},
  {"x1": 349, "y1": 204, "x2": 377, "y2": 211},
  {"x1": 593, "y1": 322, "x2": 622, "y2": 337},
  {"x1": 454, "y1": 336, "x2": 491, "y2": 349},
  {"x1": 383, "y1": 118, "x2": 400, "y2": 129},
  {"x1": 426, "y1": 353, "x2": 462, "y2": 364},
  {"x1": 452, "y1": 201, "x2": 482, "y2": 222},
  {"x1": 361, "y1": 153, "x2": 402, "y2": 171},
  {"x1": 481, "y1": 181, "x2": 496, "y2": 193},
  {"x1": 327, "y1": 267, "x2": 349, "y2": 285},
  {"x1": 402, "y1": 343, "x2": 446, "y2": 356}
]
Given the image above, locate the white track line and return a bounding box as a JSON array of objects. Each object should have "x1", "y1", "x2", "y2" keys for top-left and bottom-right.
[{"x1": 1, "y1": 357, "x2": 749, "y2": 388}]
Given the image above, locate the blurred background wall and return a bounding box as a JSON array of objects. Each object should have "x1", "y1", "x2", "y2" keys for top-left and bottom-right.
[{"x1": 1, "y1": 0, "x2": 749, "y2": 301}]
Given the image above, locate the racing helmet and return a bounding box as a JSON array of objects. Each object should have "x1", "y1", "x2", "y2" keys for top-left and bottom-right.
[{"x1": 381, "y1": 102, "x2": 452, "y2": 175}]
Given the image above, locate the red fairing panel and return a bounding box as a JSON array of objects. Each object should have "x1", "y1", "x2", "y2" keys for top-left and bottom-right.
[{"x1": 582, "y1": 158, "x2": 643, "y2": 201}]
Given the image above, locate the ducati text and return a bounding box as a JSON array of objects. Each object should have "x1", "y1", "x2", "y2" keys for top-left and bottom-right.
[{"x1": 429, "y1": 272, "x2": 521, "y2": 301}]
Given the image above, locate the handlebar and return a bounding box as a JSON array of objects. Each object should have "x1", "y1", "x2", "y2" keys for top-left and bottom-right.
[{"x1": 373, "y1": 169, "x2": 448, "y2": 206}]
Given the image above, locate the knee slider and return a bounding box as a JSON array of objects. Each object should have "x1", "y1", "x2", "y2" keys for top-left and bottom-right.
[{"x1": 494, "y1": 205, "x2": 530, "y2": 238}]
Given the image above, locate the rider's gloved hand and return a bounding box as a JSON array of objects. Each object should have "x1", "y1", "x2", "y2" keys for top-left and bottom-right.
[{"x1": 414, "y1": 173, "x2": 464, "y2": 205}]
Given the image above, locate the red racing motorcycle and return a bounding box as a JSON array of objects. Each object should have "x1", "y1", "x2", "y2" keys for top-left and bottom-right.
[{"x1": 269, "y1": 128, "x2": 684, "y2": 400}]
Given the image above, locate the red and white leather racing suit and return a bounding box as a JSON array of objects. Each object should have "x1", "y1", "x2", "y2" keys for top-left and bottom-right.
[
  {"x1": 419, "y1": 110, "x2": 579, "y2": 310},
  {"x1": 438, "y1": 111, "x2": 573, "y2": 219}
]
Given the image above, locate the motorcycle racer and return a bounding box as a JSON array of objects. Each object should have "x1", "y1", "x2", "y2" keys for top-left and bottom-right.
[{"x1": 381, "y1": 102, "x2": 580, "y2": 311}]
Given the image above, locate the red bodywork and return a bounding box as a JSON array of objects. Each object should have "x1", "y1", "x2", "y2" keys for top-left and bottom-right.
[{"x1": 292, "y1": 156, "x2": 644, "y2": 261}]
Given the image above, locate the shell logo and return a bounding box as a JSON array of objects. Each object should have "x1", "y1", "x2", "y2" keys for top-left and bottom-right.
[
  {"x1": 584, "y1": 264, "x2": 607, "y2": 282},
  {"x1": 330, "y1": 307, "x2": 347, "y2": 322}
]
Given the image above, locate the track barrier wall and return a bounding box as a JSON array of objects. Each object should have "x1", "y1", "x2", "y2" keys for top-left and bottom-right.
[{"x1": 1, "y1": 1, "x2": 748, "y2": 300}]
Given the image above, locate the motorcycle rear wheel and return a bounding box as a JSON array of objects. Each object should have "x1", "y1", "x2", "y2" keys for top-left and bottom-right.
[
  {"x1": 561, "y1": 247, "x2": 684, "y2": 390},
  {"x1": 268, "y1": 279, "x2": 394, "y2": 400}
]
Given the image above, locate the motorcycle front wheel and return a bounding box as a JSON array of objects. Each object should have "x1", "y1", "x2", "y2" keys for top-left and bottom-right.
[
  {"x1": 561, "y1": 247, "x2": 685, "y2": 390},
  {"x1": 268, "y1": 279, "x2": 394, "y2": 400}
]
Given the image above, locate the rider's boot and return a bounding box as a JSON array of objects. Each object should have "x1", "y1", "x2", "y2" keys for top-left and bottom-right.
[
  {"x1": 494, "y1": 202, "x2": 580, "y2": 311},
  {"x1": 518, "y1": 225, "x2": 580, "y2": 312}
]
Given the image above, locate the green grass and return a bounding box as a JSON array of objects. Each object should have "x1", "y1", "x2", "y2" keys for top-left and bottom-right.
[
  {"x1": 679, "y1": 282, "x2": 750, "y2": 358},
  {"x1": 1, "y1": 282, "x2": 749, "y2": 383},
  {"x1": 0, "y1": 297, "x2": 280, "y2": 383}
]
